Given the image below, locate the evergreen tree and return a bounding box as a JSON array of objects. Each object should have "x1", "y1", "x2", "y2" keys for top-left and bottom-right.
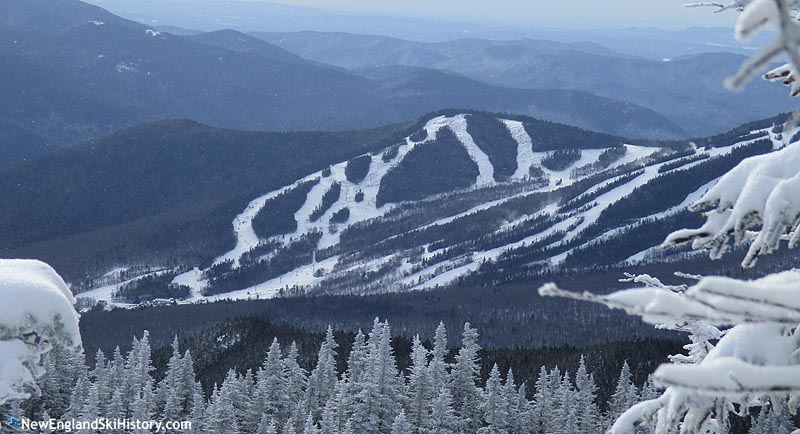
[
  {"x1": 284, "y1": 342, "x2": 309, "y2": 427},
  {"x1": 187, "y1": 385, "x2": 206, "y2": 434},
  {"x1": 428, "y1": 386, "x2": 458, "y2": 434},
  {"x1": 573, "y1": 356, "x2": 601, "y2": 434},
  {"x1": 450, "y1": 323, "x2": 482, "y2": 432},
  {"x1": 180, "y1": 350, "x2": 198, "y2": 412},
  {"x1": 130, "y1": 392, "x2": 151, "y2": 434},
  {"x1": 78, "y1": 381, "x2": 100, "y2": 434},
  {"x1": 428, "y1": 322, "x2": 449, "y2": 392},
  {"x1": 511, "y1": 383, "x2": 534, "y2": 434},
  {"x1": 555, "y1": 373, "x2": 578, "y2": 434},
  {"x1": 352, "y1": 320, "x2": 404, "y2": 433},
  {"x1": 303, "y1": 414, "x2": 320, "y2": 434},
  {"x1": 306, "y1": 327, "x2": 339, "y2": 420},
  {"x1": 530, "y1": 366, "x2": 550, "y2": 434},
  {"x1": 391, "y1": 409, "x2": 413, "y2": 434},
  {"x1": 340, "y1": 419, "x2": 355, "y2": 434},
  {"x1": 108, "y1": 346, "x2": 127, "y2": 417},
  {"x1": 207, "y1": 372, "x2": 241, "y2": 434},
  {"x1": 319, "y1": 399, "x2": 337, "y2": 434},
  {"x1": 406, "y1": 335, "x2": 432, "y2": 432},
  {"x1": 607, "y1": 361, "x2": 640, "y2": 427},
  {"x1": 257, "y1": 414, "x2": 278, "y2": 434},
  {"x1": 158, "y1": 336, "x2": 184, "y2": 422},
  {"x1": 250, "y1": 338, "x2": 288, "y2": 429},
  {"x1": 749, "y1": 402, "x2": 795, "y2": 434},
  {"x1": 346, "y1": 330, "x2": 369, "y2": 385},
  {"x1": 64, "y1": 374, "x2": 88, "y2": 421},
  {"x1": 90, "y1": 349, "x2": 110, "y2": 414},
  {"x1": 478, "y1": 364, "x2": 509, "y2": 434},
  {"x1": 283, "y1": 417, "x2": 297, "y2": 434}
]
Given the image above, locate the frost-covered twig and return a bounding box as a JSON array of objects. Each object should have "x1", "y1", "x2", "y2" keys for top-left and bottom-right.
[
  {"x1": 726, "y1": 0, "x2": 800, "y2": 92},
  {"x1": 685, "y1": 1, "x2": 748, "y2": 13}
]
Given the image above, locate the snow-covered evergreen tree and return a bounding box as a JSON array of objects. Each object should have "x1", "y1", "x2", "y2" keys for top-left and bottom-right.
[
  {"x1": 351, "y1": 319, "x2": 404, "y2": 433},
  {"x1": 478, "y1": 364, "x2": 508, "y2": 434},
  {"x1": 78, "y1": 381, "x2": 100, "y2": 434},
  {"x1": 748, "y1": 401, "x2": 795, "y2": 434},
  {"x1": 428, "y1": 386, "x2": 459, "y2": 434},
  {"x1": 449, "y1": 323, "x2": 482, "y2": 432},
  {"x1": 390, "y1": 409, "x2": 412, "y2": 434},
  {"x1": 21, "y1": 321, "x2": 646, "y2": 434},
  {"x1": 428, "y1": 322, "x2": 449, "y2": 393},
  {"x1": 530, "y1": 366, "x2": 550, "y2": 434},
  {"x1": 607, "y1": 361, "x2": 640, "y2": 426},
  {"x1": 406, "y1": 335, "x2": 432, "y2": 432},
  {"x1": 302, "y1": 413, "x2": 319, "y2": 434},
  {"x1": 284, "y1": 341, "x2": 309, "y2": 427},
  {"x1": 257, "y1": 414, "x2": 278, "y2": 434},
  {"x1": 573, "y1": 356, "x2": 601, "y2": 434},
  {"x1": 250, "y1": 338, "x2": 288, "y2": 429},
  {"x1": 158, "y1": 336, "x2": 184, "y2": 422},
  {"x1": 306, "y1": 326, "x2": 339, "y2": 421}
]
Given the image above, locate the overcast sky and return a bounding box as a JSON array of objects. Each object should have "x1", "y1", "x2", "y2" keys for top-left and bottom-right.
[
  {"x1": 87, "y1": 0, "x2": 740, "y2": 31},
  {"x1": 256, "y1": 0, "x2": 738, "y2": 29}
]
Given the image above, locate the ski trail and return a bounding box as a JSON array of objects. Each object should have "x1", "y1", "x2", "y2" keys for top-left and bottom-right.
[
  {"x1": 449, "y1": 115, "x2": 495, "y2": 186},
  {"x1": 214, "y1": 175, "x2": 318, "y2": 268},
  {"x1": 503, "y1": 119, "x2": 537, "y2": 180}
]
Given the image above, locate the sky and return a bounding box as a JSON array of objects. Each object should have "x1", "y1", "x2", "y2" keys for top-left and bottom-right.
[
  {"x1": 247, "y1": 0, "x2": 738, "y2": 29},
  {"x1": 86, "y1": 0, "x2": 739, "y2": 31}
]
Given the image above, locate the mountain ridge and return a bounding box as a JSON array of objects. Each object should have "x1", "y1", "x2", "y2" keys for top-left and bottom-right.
[
  {"x1": 0, "y1": 0, "x2": 688, "y2": 164},
  {"x1": 0, "y1": 110, "x2": 785, "y2": 304}
]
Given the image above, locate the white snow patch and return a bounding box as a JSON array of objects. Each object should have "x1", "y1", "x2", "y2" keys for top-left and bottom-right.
[
  {"x1": 172, "y1": 267, "x2": 207, "y2": 302},
  {"x1": 503, "y1": 119, "x2": 537, "y2": 180},
  {"x1": 449, "y1": 115, "x2": 495, "y2": 186}
]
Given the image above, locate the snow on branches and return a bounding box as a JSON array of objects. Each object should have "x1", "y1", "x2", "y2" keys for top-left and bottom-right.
[
  {"x1": 540, "y1": 272, "x2": 800, "y2": 433},
  {"x1": 726, "y1": 0, "x2": 800, "y2": 93},
  {"x1": 662, "y1": 143, "x2": 800, "y2": 267},
  {"x1": 0, "y1": 260, "x2": 81, "y2": 405}
]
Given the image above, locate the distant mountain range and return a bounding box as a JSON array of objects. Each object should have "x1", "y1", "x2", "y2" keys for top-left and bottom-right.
[
  {"x1": 0, "y1": 0, "x2": 685, "y2": 164},
  {"x1": 254, "y1": 31, "x2": 795, "y2": 137},
  {"x1": 1, "y1": 108, "x2": 790, "y2": 305}
]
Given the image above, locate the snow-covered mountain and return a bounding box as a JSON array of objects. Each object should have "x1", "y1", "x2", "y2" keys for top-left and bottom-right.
[{"x1": 71, "y1": 111, "x2": 790, "y2": 306}]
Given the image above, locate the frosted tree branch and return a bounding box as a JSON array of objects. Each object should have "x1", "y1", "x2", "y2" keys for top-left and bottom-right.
[
  {"x1": 685, "y1": 1, "x2": 748, "y2": 13},
  {"x1": 539, "y1": 271, "x2": 800, "y2": 433}
]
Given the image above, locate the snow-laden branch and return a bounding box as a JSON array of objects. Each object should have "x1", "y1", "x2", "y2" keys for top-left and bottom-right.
[
  {"x1": 0, "y1": 260, "x2": 82, "y2": 405},
  {"x1": 540, "y1": 270, "x2": 800, "y2": 326},
  {"x1": 685, "y1": 1, "x2": 748, "y2": 13},
  {"x1": 663, "y1": 142, "x2": 800, "y2": 267},
  {"x1": 539, "y1": 272, "x2": 800, "y2": 433},
  {"x1": 725, "y1": 0, "x2": 800, "y2": 92}
]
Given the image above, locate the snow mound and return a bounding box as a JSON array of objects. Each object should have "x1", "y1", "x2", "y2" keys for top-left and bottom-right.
[
  {"x1": 0, "y1": 259, "x2": 81, "y2": 404},
  {"x1": 0, "y1": 259, "x2": 80, "y2": 342}
]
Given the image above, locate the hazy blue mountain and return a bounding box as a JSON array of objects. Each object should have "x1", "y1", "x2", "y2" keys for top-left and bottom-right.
[
  {"x1": 186, "y1": 29, "x2": 311, "y2": 65},
  {"x1": 0, "y1": 0, "x2": 687, "y2": 164},
  {"x1": 255, "y1": 31, "x2": 794, "y2": 137},
  {"x1": 528, "y1": 26, "x2": 774, "y2": 60},
  {"x1": 2, "y1": 0, "x2": 136, "y2": 31},
  {"x1": 254, "y1": 31, "x2": 633, "y2": 70},
  {"x1": 360, "y1": 66, "x2": 686, "y2": 140},
  {"x1": 78, "y1": 0, "x2": 533, "y2": 42}
]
